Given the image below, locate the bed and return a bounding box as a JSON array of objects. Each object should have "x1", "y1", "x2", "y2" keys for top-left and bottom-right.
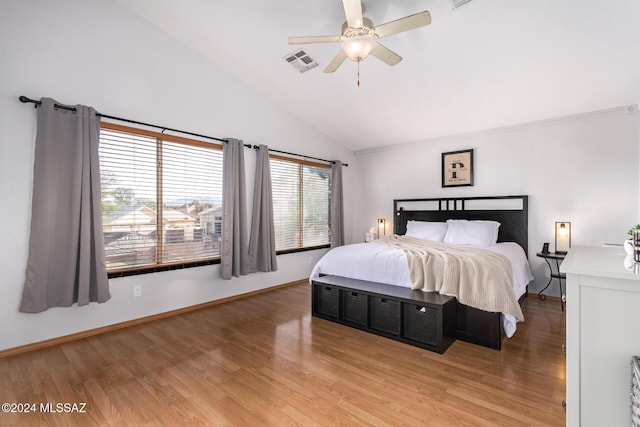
[{"x1": 310, "y1": 195, "x2": 533, "y2": 350}]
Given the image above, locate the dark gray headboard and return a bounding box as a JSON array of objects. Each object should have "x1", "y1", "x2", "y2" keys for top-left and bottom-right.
[{"x1": 393, "y1": 195, "x2": 529, "y2": 255}]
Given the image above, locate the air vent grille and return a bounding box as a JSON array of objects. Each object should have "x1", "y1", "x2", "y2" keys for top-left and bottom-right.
[
  {"x1": 283, "y1": 50, "x2": 319, "y2": 73},
  {"x1": 451, "y1": 0, "x2": 473, "y2": 8}
]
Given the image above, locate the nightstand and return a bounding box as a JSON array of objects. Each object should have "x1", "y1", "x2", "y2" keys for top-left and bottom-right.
[{"x1": 536, "y1": 251, "x2": 566, "y2": 311}]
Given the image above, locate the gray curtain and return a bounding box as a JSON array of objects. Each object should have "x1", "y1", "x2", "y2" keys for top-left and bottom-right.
[
  {"x1": 248, "y1": 145, "x2": 277, "y2": 273},
  {"x1": 20, "y1": 98, "x2": 110, "y2": 313},
  {"x1": 221, "y1": 138, "x2": 249, "y2": 279},
  {"x1": 330, "y1": 161, "x2": 345, "y2": 247}
]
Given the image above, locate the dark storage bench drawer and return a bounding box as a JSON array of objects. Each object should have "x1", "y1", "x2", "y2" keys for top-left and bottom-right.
[
  {"x1": 402, "y1": 298, "x2": 456, "y2": 353},
  {"x1": 403, "y1": 303, "x2": 438, "y2": 345},
  {"x1": 340, "y1": 290, "x2": 367, "y2": 326},
  {"x1": 369, "y1": 296, "x2": 400, "y2": 335},
  {"x1": 313, "y1": 284, "x2": 338, "y2": 318}
]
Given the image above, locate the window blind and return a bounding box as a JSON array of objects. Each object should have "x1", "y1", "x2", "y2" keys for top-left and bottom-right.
[
  {"x1": 270, "y1": 156, "x2": 331, "y2": 251},
  {"x1": 99, "y1": 123, "x2": 223, "y2": 273}
]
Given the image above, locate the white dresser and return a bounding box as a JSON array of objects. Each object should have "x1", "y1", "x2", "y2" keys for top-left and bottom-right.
[{"x1": 561, "y1": 245, "x2": 640, "y2": 426}]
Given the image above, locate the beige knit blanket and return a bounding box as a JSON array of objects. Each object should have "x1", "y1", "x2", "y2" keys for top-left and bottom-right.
[{"x1": 376, "y1": 235, "x2": 524, "y2": 321}]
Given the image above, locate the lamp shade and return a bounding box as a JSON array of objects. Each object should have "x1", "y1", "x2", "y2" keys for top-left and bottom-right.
[
  {"x1": 377, "y1": 218, "x2": 386, "y2": 238},
  {"x1": 342, "y1": 36, "x2": 376, "y2": 61},
  {"x1": 555, "y1": 222, "x2": 571, "y2": 254}
]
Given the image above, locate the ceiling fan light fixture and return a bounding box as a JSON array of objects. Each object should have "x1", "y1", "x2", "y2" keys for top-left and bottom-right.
[{"x1": 341, "y1": 36, "x2": 376, "y2": 61}]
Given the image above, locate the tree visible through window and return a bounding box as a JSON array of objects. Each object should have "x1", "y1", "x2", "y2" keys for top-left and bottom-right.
[{"x1": 99, "y1": 123, "x2": 223, "y2": 273}]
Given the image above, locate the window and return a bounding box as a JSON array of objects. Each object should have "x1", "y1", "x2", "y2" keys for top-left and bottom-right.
[
  {"x1": 270, "y1": 155, "x2": 331, "y2": 252},
  {"x1": 99, "y1": 123, "x2": 223, "y2": 274}
]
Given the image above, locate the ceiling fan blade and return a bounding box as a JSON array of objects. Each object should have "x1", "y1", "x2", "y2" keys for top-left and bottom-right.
[
  {"x1": 370, "y1": 43, "x2": 402, "y2": 66},
  {"x1": 288, "y1": 35, "x2": 341, "y2": 45},
  {"x1": 341, "y1": 0, "x2": 364, "y2": 28},
  {"x1": 324, "y1": 50, "x2": 348, "y2": 73},
  {"x1": 375, "y1": 11, "x2": 431, "y2": 38}
]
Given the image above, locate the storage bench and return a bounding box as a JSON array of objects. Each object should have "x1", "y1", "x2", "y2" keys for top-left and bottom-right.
[{"x1": 311, "y1": 275, "x2": 456, "y2": 354}]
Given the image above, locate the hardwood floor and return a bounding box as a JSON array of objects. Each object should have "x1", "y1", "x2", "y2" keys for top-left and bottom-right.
[{"x1": 0, "y1": 283, "x2": 566, "y2": 426}]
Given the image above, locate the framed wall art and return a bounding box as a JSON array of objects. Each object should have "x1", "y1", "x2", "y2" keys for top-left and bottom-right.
[{"x1": 442, "y1": 149, "x2": 474, "y2": 187}]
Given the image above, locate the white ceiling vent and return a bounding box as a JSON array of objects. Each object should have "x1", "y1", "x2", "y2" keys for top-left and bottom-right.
[
  {"x1": 451, "y1": 0, "x2": 473, "y2": 8},
  {"x1": 284, "y1": 50, "x2": 319, "y2": 73}
]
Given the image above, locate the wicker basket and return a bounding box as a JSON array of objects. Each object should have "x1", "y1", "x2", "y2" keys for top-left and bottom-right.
[{"x1": 632, "y1": 356, "x2": 640, "y2": 426}]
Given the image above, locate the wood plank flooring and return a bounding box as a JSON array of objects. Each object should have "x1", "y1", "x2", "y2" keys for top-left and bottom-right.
[{"x1": 0, "y1": 283, "x2": 566, "y2": 426}]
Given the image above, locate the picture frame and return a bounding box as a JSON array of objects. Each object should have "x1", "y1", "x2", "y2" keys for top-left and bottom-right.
[{"x1": 441, "y1": 149, "x2": 474, "y2": 187}]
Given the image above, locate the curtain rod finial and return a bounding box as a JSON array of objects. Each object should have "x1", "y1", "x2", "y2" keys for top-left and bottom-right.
[{"x1": 19, "y1": 96, "x2": 40, "y2": 108}]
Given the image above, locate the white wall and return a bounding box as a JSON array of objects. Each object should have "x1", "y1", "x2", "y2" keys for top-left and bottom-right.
[
  {"x1": 355, "y1": 108, "x2": 640, "y2": 295},
  {"x1": 0, "y1": 0, "x2": 357, "y2": 351}
]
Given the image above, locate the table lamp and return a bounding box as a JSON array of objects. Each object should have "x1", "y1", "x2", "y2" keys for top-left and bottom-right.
[{"x1": 555, "y1": 222, "x2": 571, "y2": 254}]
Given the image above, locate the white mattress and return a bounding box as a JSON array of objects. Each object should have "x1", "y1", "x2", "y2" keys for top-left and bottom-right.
[{"x1": 309, "y1": 241, "x2": 534, "y2": 338}]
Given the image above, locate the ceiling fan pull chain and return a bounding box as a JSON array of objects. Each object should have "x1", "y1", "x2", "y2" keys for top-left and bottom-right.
[{"x1": 357, "y1": 58, "x2": 361, "y2": 87}]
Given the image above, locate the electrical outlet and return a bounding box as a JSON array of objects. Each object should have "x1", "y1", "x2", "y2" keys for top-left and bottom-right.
[{"x1": 133, "y1": 285, "x2": 142, "y2": 298}]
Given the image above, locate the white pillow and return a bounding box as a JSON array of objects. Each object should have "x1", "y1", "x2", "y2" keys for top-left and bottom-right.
[
  {"x1": 443, "y1": 220, "x2": 501, "y2": 246},
  {"x1": 405, "y1": 221, "x2": 448, "y2": 242}
]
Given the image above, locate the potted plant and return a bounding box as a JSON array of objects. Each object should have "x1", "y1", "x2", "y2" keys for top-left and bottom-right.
[{"x1": 625, "y1": 225, "x2": 640, "y2": 255}]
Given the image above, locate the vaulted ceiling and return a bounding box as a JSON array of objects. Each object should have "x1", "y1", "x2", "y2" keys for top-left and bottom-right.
[{"x1": 117, "y1": 0, "x2": 640, "y2": 151}]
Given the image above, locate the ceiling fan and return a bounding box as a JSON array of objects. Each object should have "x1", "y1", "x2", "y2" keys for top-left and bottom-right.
[{"x1": 288, "y1": 0, "x2": 431, "y2": 74}]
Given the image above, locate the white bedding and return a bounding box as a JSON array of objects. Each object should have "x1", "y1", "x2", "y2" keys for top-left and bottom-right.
[{"x1": 309, "y1": 240, "x2": 533, "y2": 338}]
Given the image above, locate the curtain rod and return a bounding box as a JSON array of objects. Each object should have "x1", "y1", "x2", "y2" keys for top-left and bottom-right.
[
  {"x1": 19, "y1": 95, "x2": 231, "y2": 144},
  {"x1": 251, "y1": 146, "x2": 348, "y2": 167},
  {"x1": 19, "y1": 95, "x2": 347, "y2": 166}
]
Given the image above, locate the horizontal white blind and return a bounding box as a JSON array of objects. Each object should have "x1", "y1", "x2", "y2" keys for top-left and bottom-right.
[
  {"x1": 160, "y1": 140, "x2": 223, "y2": 263},
  {"x1": 271, "y1": 158, "x2": 300, "y2": 250},
  {"x1": 303, "y1": 165, "x2": 330, "y2": 246},
  {"x1": 99, "y1": 124, "x2": 223, "y2": 273},
  {"x1": 270, "y1": 156, "x2": 330, "y2": 251}
]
